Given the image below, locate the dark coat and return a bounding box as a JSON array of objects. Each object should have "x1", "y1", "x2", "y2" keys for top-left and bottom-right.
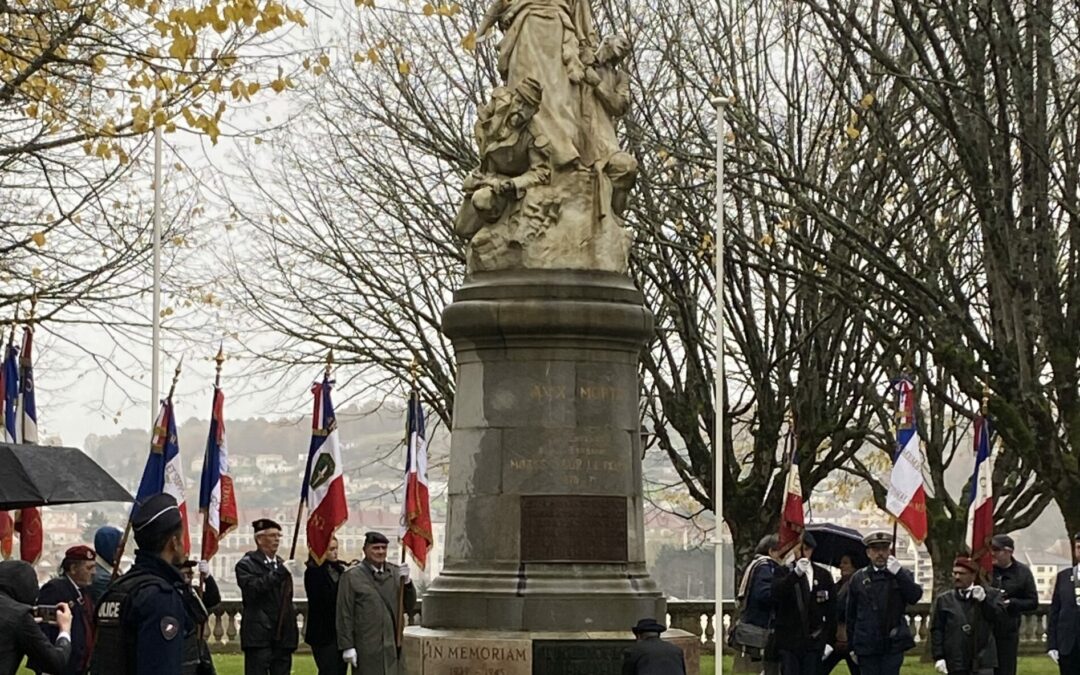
[
  {"x1": 930, "y1": 586, "x2": 1007, "y2": 672},
  {"x1": 304, "y1": 559, "x2": 346, "y2": 647},
  {"x1": 234, "y1": 551, "x2": 298, "y2": 651},
  {"x1": 845, "y1": 565, "x2": 923, "y2": 657},
  {"x1": 771, "y1": 562, "x2": 837, "y2": 652},
  {"x1": 741, "y1": 557, "x2": 779, "y2": 628},
  {"x1": 0, "y1": 561, "x2": 70, "y2": 675},
  {"x1": 200, "y1": 576, "x2": 221, "y2": 612},
  {"x1": 621, "y1": 637, "x2": 686, "y2": 675},
  {"x1": 29, "y1": 576, "x2": 94, "y2": 675},
  {"x1": 1048, "y1": 566, "x2": 1080, "y2": 657},
  {"x1": 991, "y1": 560, "x2": 1038, "y2": 635},
  {"x1": 118, "y1": 552, "x2": 199, "y2": 675}
]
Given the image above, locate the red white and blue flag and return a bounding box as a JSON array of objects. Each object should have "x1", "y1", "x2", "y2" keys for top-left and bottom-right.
[
  {"x1": 778, "y1": 428, "x2": 804, "y2": 553},
  {"x1": 400, "y1": 390, "x2": 433, "y2": 569},
  {"x1": 135, "y1": 396, "x2": 190, "y2": 554},
  {"x1": 302, "y1": 375, "x2": 347, "y2": 564},
  {"x1": 1, "y1": 340, "x2": 21, "y2": 559},
  {"x1": 967, "y1": 415, "x2": 994, "y2": 573},
  {"x1": 14, "y1": 327, "x2": 43, "y2": 564},
  {"x1": 885, "y1": 377, "x2": 928, "y2": 543},
  {"x1": 198, "y1": 386, "x2": 238, "y2": 561}
]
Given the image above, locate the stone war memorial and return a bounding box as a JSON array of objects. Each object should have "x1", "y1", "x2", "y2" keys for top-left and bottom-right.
[{"x1": 401, "y1": 0, "x2": 699, "y2": 671}]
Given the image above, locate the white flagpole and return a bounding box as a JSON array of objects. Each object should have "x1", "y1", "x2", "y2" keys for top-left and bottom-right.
[
  {"x1": 151, "y1": 125, "x2": 163, "y2": 426},
  {"x1": 711, "y1": 95, "x2": 727, "y2": 664}
]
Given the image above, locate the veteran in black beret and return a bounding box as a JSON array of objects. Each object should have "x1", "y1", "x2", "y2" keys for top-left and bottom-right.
[
  {"x1": 844, "y1": 531, "x2": 923, "y2": 675},
  {"x1": 621, "y1": 618, "x2": 686, "y2": 675},
  {"x1": 1048, "y1": 532, "x2": 1080, "y2": 675},
  {"x1": 90, "y1": 493, "x2": 200, "y2": 675},
  {"x1": 235, "y1": 518, "x2": 297, "y2": 675},
  {"x1": 336, "y1": 531, "x2": 415, "y2": 675},
  {"x1": 930, "y1": 555, "x2": 1007, "y2": 675},
  {"x1": 770, "y1": 532, "x2": 837, "y2": 674},
  {"x1": 988, "y1": 534, "x2": 1038, "y2": 675}
]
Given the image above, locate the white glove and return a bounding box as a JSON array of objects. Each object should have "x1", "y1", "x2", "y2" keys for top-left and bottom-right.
[
  {"x1": 343, "y1": 647, "x2": 357, "y2": 666},
  {"x1": 970, "y1": 585, "x2": 986, "y2": 602},
  {"x1": 1049, "y1": 650, "x2": 1060, "y2": 664},
  {"x1": 197, "y1": 560, "x2": 210, "y2": 577},
  {"x1": 886, "y1": 556, "x2": 902, "y2": 575},
  {"x1": 821, "y1": 644, "x2": 833, "y2": 661},
  {"x1": 850, "y1": 653, "x2": 858, "y2": 665},
  {"x1": 399, "y1": 562, "x2": 411, "y2": 581},
  {"x1": 934, "y1": 659, "x2": 948, "y2": 673},
  {"x1": 795, "y1": 558, "x2": 812, "y2": 577}
]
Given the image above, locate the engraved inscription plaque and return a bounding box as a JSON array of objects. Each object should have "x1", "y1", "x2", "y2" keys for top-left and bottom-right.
[
  {"x1": 520, "y1": 495, "x2": 627, "y2": 562},
  {"x1": 532, "y1": 640, "x2": 631, "y2": 675}
]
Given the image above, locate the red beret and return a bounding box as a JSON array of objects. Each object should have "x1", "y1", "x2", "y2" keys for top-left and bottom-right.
[
  {"x1": 953, "y1": 556, "x2": 979, "y2": 573},
  {"x1": 64, "y1": 545, "x2": 95, "y2": 562}
]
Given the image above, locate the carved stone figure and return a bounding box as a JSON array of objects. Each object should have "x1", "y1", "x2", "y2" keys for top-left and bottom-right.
[{"x1": 460, "y1": 0, "x2": 636, "y2": 273}]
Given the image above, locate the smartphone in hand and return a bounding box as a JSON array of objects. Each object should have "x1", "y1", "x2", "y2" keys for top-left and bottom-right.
[{"x1": 31, "y1": 605, "x2": 59, "y2": 625}]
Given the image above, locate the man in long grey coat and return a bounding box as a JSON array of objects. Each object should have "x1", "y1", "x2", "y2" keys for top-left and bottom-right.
[{"x1": 336, "y1": 531, "x2": 417, "y2": 675}]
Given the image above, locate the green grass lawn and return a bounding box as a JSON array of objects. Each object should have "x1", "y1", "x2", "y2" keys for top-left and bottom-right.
[{"x1": 19, "y1": 651, "x2": 1059, "y2": 674}]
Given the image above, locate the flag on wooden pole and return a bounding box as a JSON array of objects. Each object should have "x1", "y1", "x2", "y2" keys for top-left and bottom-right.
[
  {"x1": 302, "y1": 374, "x2": 347, "y2": 564},
  {"x1": 135, "y1": 393, "x2": 190, "y2": 554},
  {"x1": 967, "y1": 414, "x2": 994, "y2": 573},
  {"x1": 15, "y1": 326, "x2": 43, "y2": 563},
  {"x1": 777, "y1": 423, "x2": 804, "y2": 553},
  {"x1": 1, "y1": 337, "x2": 20, "y2": 559},
  {"x1": 198, "y1": 367, "x2": 237, "y2": 562},
  {"x1": 886, "y1": 376, "x2": 928, "y2": 543},
  {"x1": 400, "y1": 389, "x2": 433, "y2": 569}
]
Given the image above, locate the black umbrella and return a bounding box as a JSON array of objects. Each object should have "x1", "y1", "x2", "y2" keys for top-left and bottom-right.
[
  {"x1": 805, "y1": 522, "x2": 870, "y2": 569},
  {"x1": 0, "y1": 442, "x2": 132, "y2": 510}
]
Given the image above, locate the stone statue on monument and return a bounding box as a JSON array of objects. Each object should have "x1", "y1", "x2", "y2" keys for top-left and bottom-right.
[{"x1": 459, "y1": 0, "x2": 636, "y2": 274}]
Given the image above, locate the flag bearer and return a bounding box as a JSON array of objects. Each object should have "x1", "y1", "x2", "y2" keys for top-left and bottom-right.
[{"x1": 235, "y1": 519, "x2": 297, "y2": 675}]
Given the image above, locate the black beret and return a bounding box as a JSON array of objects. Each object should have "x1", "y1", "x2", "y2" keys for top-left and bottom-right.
[
  {"x1": 252, "y1": 518, "x2": 282, "y2": 534},
  {"x1": 862, "y1": 531, "x2": 893, "y2": 547},
  {"x1": 132, "y1": 494, "x2": 182, "y2": 546},
  {"x1": 364, "y1": 531, "x2": 389, "y2": 546},
  {"x1": 801, "y1": 532, "x2": 818, "y2": 549},
  {"x1": 990, "y1": 534, "x2": 1014, "y2": 551}
]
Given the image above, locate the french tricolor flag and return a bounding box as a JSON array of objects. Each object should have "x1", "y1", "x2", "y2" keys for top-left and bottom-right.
[
  {"x1": 967, "y1": 415, "x2": 994, "y2": 573},
  {"x1": 302, "y1": 375, "x2": 347, "y2": 564},
  {"x1": 400, "y1": 390, "x2": 433, "y2": 569},
  {"x1": 199, "y1": 385, "x2": 238, "y2": 561},
  {"x1": 135, "y1": 396, "x2": 190, "y2": 554},
  {"x1": 778, "y1": 429, "x2": 804, "y2": 553},
  {"x1": 885, "y1": 377, "x2": 928, "y2": 543},
  {"x1": 15, "y1": 326, "x2": 43, "y2": 564}
]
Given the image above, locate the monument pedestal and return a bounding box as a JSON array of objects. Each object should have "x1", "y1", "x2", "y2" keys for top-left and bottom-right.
[
  {"x1": 403, "y1": 627, "x2": 700, "y2": 675},
  {"x1": 412, "y1": 270, "x2": 695, "y2": 674}
]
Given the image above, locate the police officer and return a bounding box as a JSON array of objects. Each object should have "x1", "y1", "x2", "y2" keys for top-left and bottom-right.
[
  {"x1": 845, "y1": 531, "x2": 923, "y2": 675},
  {"x1": 90, "y1": 493, "x2": 199, "y2": 675},
  {"x1": 930, "y1": 556, "x2": 1007, "y2": 674},
  {"x1": 1048, "y1": 532, "x2": 1080, "y2": 675},
  {"x1": 989, "y1": 534, "x2": 1038, "y2": 675},
  {"x1": 235, "y1": 518, "x2": 297, "y2": 675}
]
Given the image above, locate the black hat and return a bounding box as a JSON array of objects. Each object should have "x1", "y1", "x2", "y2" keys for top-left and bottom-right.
[
  {"x1": 632, "y1": 618, "x2": 667, "y2": 634},
  {"x1": 252, "y1": 518, "x2": 282, "y2": 535},
  {"x1": 990, "y1": 534, "x2": 1014, "y2": 551},
  {"x1": 801, "y1": 532, "x2": 818, "y2": 549},
  {"x1": 132, "y1": 494, "x2": 182, "y2": 546},
  {"x1": 364, "y1": 531, "x2": 389, "y2": 546},
  {"x1": 862, "y1": 531, "x2": 893, "y2": 548},
  {"x1": 953, "y1": 556, "x2": 979, "y2": 574}
]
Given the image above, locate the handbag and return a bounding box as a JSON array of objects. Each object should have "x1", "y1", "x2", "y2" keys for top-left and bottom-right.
[{"x1": 729, "y1": 620, "x2": 771, "y2": 650}]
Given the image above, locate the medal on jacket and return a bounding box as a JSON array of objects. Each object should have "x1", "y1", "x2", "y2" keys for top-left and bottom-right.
[{"x1": 961, "y1": 624, "x2": 972, "y2": 634}]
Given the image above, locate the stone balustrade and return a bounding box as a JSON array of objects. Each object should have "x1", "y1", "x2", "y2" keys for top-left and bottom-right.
[{"x1": 204, "y1": 599, "x2": 1054, "y2": 655}]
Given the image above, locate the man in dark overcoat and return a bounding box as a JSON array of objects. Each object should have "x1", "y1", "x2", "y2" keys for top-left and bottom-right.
[
  {"x1": 930, "y1": 556, "x2": 1007, "y2": 674},
  {"x1": 235, "y1": 518, "x2": 297, "y2": 675}
]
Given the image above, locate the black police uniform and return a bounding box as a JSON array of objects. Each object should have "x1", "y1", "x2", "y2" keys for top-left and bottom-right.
[
  {"x1": 990, "y1": 537, "x2": 1037, "y2": 675},
  {"x1": 90, "y1": 495, "x2": 199, "y2": 675}
]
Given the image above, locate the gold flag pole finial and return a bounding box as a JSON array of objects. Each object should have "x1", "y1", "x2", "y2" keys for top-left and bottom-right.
[
  {"x1": 325, "y1": 349, "x2": 334, "y2": 378},
  {"x1": 409, "y1": 356, "x2": 420, "y2": 385},
  {"x1": 27, "y1": 293, "x2": 37, "y2": 324},
  {"x1": 980, "y1": 383, "x2": 990, "y2": 417},
  {"x1": 167, "y1": 355, "x2": 184, "y2": 400},
  {"x1": 214, "y1": 343, "x2": 225, "y2": 388}
]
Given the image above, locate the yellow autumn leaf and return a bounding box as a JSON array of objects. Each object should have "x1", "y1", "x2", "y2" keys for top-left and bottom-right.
[
  {"x1": 422, "y1": 3, "x2": 434, "y2": 14},
  {"x1": 353, "y1": 51, "x2": 365, "y2": 63},
  {"x1": 845, "y1": 125, "x2": 861, "y2": 139},
  {"x1": 31, "y1": 268, "x2": 42, "y2": 279},
  {"x1": 461, "y1": 30, "x2": 476, "y2": 52},
  {"x1": 318, "y1": 53, "x2": 330, "y2": 68},
  {"x1": 270, "y1": 78, "x2": 286, "y2": 92},
  {"x1": 92, "y1": 54, "x2": 107, "y2": 72},
  {"x1": 254, "y1": 137, "x2": 263, "y2": 144},
  {"x1": 860, "y1": 92, "x2": 875, "y2": 109},
  {"x1": 758, "y1": 233, "x2": 774, "y2": 247},
  {"x1": 398, "y1": 62, "x2": 411, "y2": 75},
  {"x1": 367, "y1": 48, "x2": 380, "y2": 63},
  {"x1": 247, "y1": 81, "x2": 260, "y2": 95},
  {"x1": 25, "y1": 103, "x2": 39, "y2": 118},
  {"x1": 31, "y1": 232, "x2": 46, "y2": 247}
]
